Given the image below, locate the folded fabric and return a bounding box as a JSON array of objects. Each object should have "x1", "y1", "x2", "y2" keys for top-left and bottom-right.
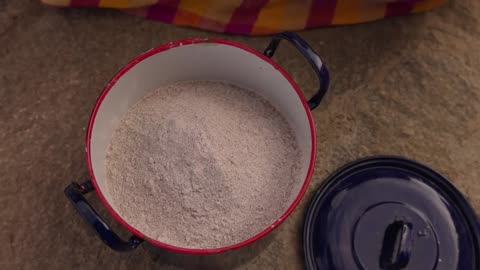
[{"x1": 41, "y1": 0, "x2": 447, "y2": 35}]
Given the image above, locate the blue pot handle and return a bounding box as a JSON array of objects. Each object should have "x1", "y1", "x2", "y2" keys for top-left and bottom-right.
[
  {"x1": 64, "y1": 181, "x2": 144, "y2": 251},
  {"x1": 264, "y1": 32, "x2": 330, "y2": 110}
]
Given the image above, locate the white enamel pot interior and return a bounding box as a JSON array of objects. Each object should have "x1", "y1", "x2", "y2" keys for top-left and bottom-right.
[{"x1": 87, "y1": 38, "x2": 319, "y2": 254}]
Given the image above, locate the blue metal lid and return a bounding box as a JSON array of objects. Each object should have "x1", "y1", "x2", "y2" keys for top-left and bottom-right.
[{"x1": 304, "y1": 156, "x2": 480, "y2": 270}]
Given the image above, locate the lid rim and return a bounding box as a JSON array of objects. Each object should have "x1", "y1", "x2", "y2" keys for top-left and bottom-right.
[{"x1": 303, "y1": 155, "x2": 480, "y2": 270}]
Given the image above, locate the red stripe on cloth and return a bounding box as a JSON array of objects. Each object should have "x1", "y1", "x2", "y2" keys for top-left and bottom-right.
[
  {"x1": 70, "y1": 0, "x2": 100, "y2": 6},
  {"x1": 146, "y1": 0, "x2": 181, "y2": 23},
  {"x1": 224, "y1": 0, "x2": 269, "y2": 35},
  {"x1": 385, "y1": 1, "x2": 415, "y2": 17},
  {"x1": 306, "y1": 0, "x2": 337, "y2": 28}
]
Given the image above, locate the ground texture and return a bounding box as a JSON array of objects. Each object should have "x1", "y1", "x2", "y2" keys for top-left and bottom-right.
[{"x1": 1, "y1": 0, "x2": 479, "y2": 269}]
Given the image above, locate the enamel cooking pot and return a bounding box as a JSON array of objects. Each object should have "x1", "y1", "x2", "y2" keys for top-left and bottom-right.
[{"x1": 65, "y1": 32, "x2": 329, "y2": 253}]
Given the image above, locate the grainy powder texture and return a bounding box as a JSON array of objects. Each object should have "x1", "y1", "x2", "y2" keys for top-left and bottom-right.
[{"x1": 105, "y1": 81, "x2": 302, "y2": 248}]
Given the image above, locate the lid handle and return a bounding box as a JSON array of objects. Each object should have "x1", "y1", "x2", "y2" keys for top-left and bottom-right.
[{"x1": 379, "y1": 221, "x2": 413, "y2": 269}]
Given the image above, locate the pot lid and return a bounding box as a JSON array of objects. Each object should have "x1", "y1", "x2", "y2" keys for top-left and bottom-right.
[{"x1": 304, "y1": 156, "x2": 480, "y2": 270}]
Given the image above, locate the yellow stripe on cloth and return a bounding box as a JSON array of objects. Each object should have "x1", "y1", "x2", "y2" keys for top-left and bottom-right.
[
  {"x1": 252, "y1": 0, "x2": 289, "y2": 34},
  {"x1": 332, "y1": 0, "x2": 387, "y2": 25},
  {"x1": 202, "y1": 0, "x2": 243, "y2": 24},
  {"x1": 252, "y1": 0, "x2": 310, "y2": 35},
  {"x1": 178, "y1": 0, "x2": 213, "y2": 16},
  {"x1": 412, "y1": 0, "x2": 447, "y2": 13},
  {"x1": 283, "y1": 0, "x2": 312, "y2": 31},
  {"x1": 174, "y1": 0, "x2": 213, "y2": 25}
]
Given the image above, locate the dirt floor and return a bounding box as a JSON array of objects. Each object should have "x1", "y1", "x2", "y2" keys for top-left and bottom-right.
[{"x1": 1, "y1": 0, "x2": 480, "y2": 269}]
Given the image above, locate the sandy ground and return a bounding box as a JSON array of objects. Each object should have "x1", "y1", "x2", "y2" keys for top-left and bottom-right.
[{"x1": 1, "y1": 0, "x2": 479, "y2": 269}]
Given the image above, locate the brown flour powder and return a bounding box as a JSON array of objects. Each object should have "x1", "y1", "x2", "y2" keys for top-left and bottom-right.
[{"x1": 105, "y1": 81, "x2": 302, "y2": 248}]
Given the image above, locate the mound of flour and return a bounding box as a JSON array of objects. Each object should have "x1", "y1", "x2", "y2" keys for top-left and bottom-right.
[{"x1": 105, "y1": 81, "x2": 302, "y2": 248}]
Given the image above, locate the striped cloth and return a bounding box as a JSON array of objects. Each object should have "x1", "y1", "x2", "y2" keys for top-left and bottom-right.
[{"x1": 41, "y1": 0, "x2": 446, "y2": 35}]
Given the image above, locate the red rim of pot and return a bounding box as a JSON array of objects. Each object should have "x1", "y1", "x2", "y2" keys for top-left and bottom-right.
[{"x1": 85, "y1": 38, "x2": 317, "y2": 254}]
